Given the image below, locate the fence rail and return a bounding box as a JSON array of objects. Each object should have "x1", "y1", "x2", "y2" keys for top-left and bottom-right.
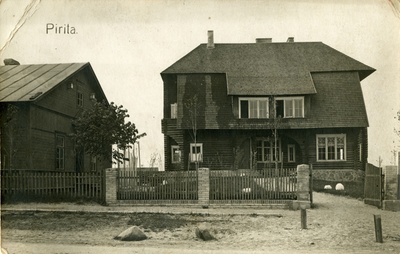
[
  {"x1": 1, "y1": 169, "x2": 104, "y2": 201},
  {"x1": 117, "y1": 170, "x2": 198, "y2": 202},
  {"x1": 210, "y1": 168, "x2": 297, "y2": 204}
]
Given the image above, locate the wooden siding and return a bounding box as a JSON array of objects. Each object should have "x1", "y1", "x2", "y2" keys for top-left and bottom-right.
[
  {"x1": 167, "y1": 71, "x2": 368, "y2": 130},
  {"x1": 308, "y1": 72, "x2": 368, "y2": 128},
  {"x1": 177, "y1": 74, "x2": 234, "y2": 129},
  {"x1": 162, "y1": 119, "x2": 184, "y2": 171},
  {"x1": 163, "y1": 75, "x2": 177, "y2": 119},
  {"x1": 1, "y1": 69, "x2": 110, "y2": 172},
  {"x1": 163, "y1": 127, "x2": 364, "y2": 172},
  {"x1": 1, "y1": 103, "x2": 30, "y2": 169}
]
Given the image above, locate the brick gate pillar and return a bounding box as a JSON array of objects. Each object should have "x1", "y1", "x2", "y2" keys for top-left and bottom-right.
[
  {"x1": 198, "y1": 168, "x2": 210, "y2": 207},
  {"x1": 104, "y1": 168, "x2": 118, "y2": 205},
  {"x1": 292, "y1": 164, "x2": 311, "y2": 210},
  {"x1": 383, "y1": 165, "x2": 400, "y2": 211}
]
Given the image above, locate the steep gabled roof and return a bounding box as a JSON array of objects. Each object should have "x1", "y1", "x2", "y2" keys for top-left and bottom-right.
[
  {"x1": 161, "y1": 42, "x2": 375, "y2": 95},
  {"x1": 0, "y1": 62, "x2": 107, "y2": 102}
]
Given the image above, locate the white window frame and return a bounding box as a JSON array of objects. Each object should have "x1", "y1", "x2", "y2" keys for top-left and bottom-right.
[
  {"x1": 239, "y1": 97, "x2": 269, "y2": 119},
  {"x1": 256, "y1": 138, "x2": 281, "y2": 163},
  {"x1": 170, "y1": 103, "x2": 177, "y2": 119},
  {"x1": 190, "y1": 143, "x2": 203, "y2": 162},
  {"x1": 275, "y1": 96, "x2": 304, "y2": 118},
  {"x1": 171, "y1": 145, "x2": 181, "y2": 163},
  {"x1": 288, "y1": 144, "x2": 296, "y2": 162},
  {"x1": 316, "y1": 134, "x2": 346, "y2": 162}
]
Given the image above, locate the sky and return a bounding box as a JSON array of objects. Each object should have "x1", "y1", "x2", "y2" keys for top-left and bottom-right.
[{"x1": 1, "y1": 0, "x2": 399, "y2": 168}]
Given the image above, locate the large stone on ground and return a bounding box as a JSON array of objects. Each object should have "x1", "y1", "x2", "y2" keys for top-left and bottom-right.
[
  {"x1": 195, "y1": 225, "x2": 215, "y2": 241},
  {"x1": 114, "y1": 226, "x2": 147, "y2": 241}
]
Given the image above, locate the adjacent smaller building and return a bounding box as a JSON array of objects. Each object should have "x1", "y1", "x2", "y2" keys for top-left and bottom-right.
[{"x1": 0, "y1": 61, "x2": 111, "y2": 172}]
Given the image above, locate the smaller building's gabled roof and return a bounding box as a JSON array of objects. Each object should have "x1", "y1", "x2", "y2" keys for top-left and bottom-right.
[
  {"x1": 0, "y1": 62, "x2": 106, "y2": 102},
  {"x1": 161, "y1": 42, "x2": 375, "y2": 96}
]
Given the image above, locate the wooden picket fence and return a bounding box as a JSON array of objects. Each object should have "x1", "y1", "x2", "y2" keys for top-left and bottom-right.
[
  {"x1": 117, "y1": 170, "x2": 198, "y2": 203},
  {"x1": 1, "y1": 169, "x2": 104, "y2": 201},
  {"x1": 117, "y1": 168, "x2": 297, "y2": 205},
  {"x1": 210, "y1": 168, "x2": 297, "y2": 204}
]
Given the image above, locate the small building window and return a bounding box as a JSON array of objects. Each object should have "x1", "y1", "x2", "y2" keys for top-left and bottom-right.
[
  {"x1": 275, "y1": 97, "x2": 304, "y2": 118},
  {"x1": 77, "y1": 91, "x2": 84, "y2": 107},
  {"x1": 56, "y1": 134, "x2": 65, "y2": 170},
  {"x1": 317, "y1": 134, "x2": 346, "y2": 161},
  {"x1": 256, "y1": 138, "x2": 281, "y2": 163},
  {"x1": 190, "y1": 143, "x2": 203, "y2": 162},
  {"x1": 239, "y1": 97, "x2": 269, "y2": 119},
  {"x1": 288, "y1": 144, "x2": 296, "y2": 162},
  {"x1": 91, "y1": 156, "x2": 97, "y2": 171},
  {"x1": 171, "y1": 145, "x2": 181, "y2": 163}
]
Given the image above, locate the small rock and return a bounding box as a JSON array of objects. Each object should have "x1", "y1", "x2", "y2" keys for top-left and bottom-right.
[
  {"x1": 195, "y1": 226, "x2": 215, "y2": 241},
  {"x1": 324, "y1": 185, "x2": 332, "y2": 190},
  {"x1": 114, "y1": 226, "x2": 147, "y2": 241},
  {"x1": 335, "y1": 183, "x2": 345, "y2": 191}
]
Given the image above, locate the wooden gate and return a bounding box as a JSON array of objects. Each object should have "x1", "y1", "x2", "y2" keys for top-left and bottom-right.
[
  {"x1": 209, "y1": 168, "x2": 297, "y2": 205},
  {"x1": 364, "y1": 163, "x2": 383, "y2": 208}
]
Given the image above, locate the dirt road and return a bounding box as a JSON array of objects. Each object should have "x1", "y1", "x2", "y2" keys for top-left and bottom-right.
[{"x1": 1, "y1": 192, "x2": 400, "y2": 254}]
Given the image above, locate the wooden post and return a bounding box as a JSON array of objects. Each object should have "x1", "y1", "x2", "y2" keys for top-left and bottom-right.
[
  {"x1": 301, "y1": 208, "x2": 307, "y2": 229},
  {"x1": 374, "y1": 215, "x2": 383, "y2": 243}
]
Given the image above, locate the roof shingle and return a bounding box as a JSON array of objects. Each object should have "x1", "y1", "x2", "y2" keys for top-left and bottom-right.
[{"x1": 162, "y1": 42, "x2": 375, "y2": 96}]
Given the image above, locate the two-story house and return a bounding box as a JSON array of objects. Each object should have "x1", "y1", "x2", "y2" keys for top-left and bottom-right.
[
  {"x1": 161, "y1": 31, "x2": 375, "y2": 180},
  {"x1": 0, "y1": 61, "x2": 110, "y2": 172}
]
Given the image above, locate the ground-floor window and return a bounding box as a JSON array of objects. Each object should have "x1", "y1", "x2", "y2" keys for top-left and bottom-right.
[
  {"x1": 288, "y1": 144, "x2": 296, "y2": 162},
  {"x1": 256, "y1": 138, "x2": 281, "y2": 163},
  {"x1": 56, "y1": 134, "x2": 65, "y2": 170},
  {"x1": 171, "y1": 145, "x2": 181, "y2": 163},
  {"x1": 316, "y1": 134, "x2": 346, "y2": 161},
  {"x1": 190, "y1": 143, "x2": 203, "y2": 162},
  {"x1": 91, "y1": 156, "x2": 97, "y2": 171}
]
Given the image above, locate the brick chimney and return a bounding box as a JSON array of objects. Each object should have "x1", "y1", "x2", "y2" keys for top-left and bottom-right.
[
  {"x1": 207, "y1": 30, "x2": 214, "y2": 49},
  {"x1": 256, "y1": 38, "x2": 272, "y2": 43},
  {"x1": 287, "y1": 37, "x2": 294, "y2": 42}
]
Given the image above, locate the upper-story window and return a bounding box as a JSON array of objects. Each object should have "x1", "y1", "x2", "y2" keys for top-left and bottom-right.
[
  {"x1": 77, "y1": 91, "x2": 84, "y2": 107},
  {"x1": 239, "y1": 97, "x2": 269, "y2": 119},
  {"x1": 275, "y1": 97, "x2": 304, "y2": 118},
  {"x1": 171, "y1": 103, "x2": 177, "y2": 119}
]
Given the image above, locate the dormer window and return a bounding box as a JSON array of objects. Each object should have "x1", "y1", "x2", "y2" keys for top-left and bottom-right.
[
  {"x1": 239, "y1": 97, "x2": 269, "y2": 119},
  {"x1": 275, "y1": 97, "x2": 304, "y2": 118}
]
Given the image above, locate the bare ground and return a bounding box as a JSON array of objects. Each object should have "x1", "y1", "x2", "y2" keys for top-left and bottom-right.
[{"x1": 1, "y1": 192, "x2": 400, "y2": 253}]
